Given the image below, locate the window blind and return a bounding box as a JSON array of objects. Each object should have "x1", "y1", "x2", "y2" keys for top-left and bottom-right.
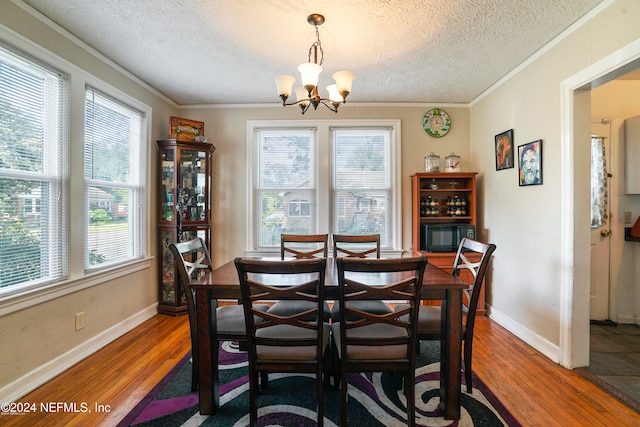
[
  {"x1": 331, "y1": 128, "x2": 392, "y2": 247},
  {"x1": 0, "y1": 43, "x2": 68, "y2": 293},
  {"x1": 84, "y1": 87, "x2": 143, "y2": 269},
  {"x1": 255, "y1": 128, "x2": 316, "y2": 247}
]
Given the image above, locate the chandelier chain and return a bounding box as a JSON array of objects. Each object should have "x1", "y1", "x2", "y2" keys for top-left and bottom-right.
[{"x1": 308, "y1": 24, "x2": 324, "y2": 65}]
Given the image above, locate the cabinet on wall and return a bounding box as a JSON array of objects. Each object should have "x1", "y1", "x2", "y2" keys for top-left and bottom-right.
[
  {"x1": 410, "y1": 172, "x2": 486, "y2": 315},
  {"x1": 157, "y1": 139, "x2": 215, "y2": 315}
]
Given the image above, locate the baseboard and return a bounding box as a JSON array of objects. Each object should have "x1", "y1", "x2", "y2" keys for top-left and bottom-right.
[
  {"x1": 616, "y1": 314, "x2": 640, "y2": 325},
  {"x1": 487, "y1": 304, "x2": 561, "y2": 363},
  {"x1": 0, "y1": 303, "x2": 158, "y2": 402}
]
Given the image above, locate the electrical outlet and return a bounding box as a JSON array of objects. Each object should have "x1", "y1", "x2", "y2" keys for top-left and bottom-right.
[
  {"x1": 624, "y1": 211, "x2": 632, "y2": 224},
  {"x1": 75, "y1": 312, "x2": 85, "y2": 331}
]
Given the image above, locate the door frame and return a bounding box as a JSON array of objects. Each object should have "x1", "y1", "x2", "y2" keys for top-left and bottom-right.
[{"x1": 560, "y1": 38, "x2": 640, "y2": 368}]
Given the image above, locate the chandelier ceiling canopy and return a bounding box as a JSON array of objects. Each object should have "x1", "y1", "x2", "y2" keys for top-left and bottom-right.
[{"x1": 274, "y1": 14, "x2": 355, "y2": 114}]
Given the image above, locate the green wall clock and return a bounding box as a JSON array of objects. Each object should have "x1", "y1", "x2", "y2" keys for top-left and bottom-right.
[{"x1": 422, "y1": 108, "x2": 451, "y2": 138}]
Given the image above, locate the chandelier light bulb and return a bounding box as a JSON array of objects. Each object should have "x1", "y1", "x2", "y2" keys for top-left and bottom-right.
[
  {"x1": 298, "y1": 62, "x2": 322, "y2": 95},
  {"x1": 294, "y1": 87, "x2": 310, "y2": 106},
  {"x1": 333, "y1": 71, "x2": 356, "y2": 99},
  {"x1": 274, "y1": 75, "x2": 296, "y2": 101},
  {"x1": 326, "y1": 84, "x2": 341, "y2": 103}
]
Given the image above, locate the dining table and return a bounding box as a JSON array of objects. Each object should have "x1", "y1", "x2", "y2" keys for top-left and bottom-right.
[{"x1": 190, "y1": 256, "x2": 468, "y2": 420}]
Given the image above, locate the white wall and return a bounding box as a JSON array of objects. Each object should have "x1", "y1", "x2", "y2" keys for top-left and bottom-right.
[{"x1": 470, "y1": 0, "x2": 640, "y2": 366}]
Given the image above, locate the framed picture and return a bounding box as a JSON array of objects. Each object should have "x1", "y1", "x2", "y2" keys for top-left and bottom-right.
[
  {"x1": 518, "y1": 140, "x2": 543, "y2": 186},
  {"x1": 495, "y1": 129, "x2": 514, "y2": 170},
  {"x1": 169, "y1": 116, "x2": 205, "y2": 141}
]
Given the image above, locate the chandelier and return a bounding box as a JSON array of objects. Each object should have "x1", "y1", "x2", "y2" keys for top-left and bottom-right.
[{"x1": 274, "y1": 14, "x2": 355, "y2": 114}]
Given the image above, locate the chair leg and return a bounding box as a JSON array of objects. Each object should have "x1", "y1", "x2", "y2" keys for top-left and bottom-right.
[
  {"x1": 260, "y1": 371, "x2": 269, "y2": 389},
  {"x1": 406, "y1": 370, "x2": 415, "y2": 427},
  {"x1": 340, "y1": 369, "x2": 348, "y2": 427},
  {"x1": 323, "y1": 350, "x2": 332, "y2": 390},
  {"x1": 191, "y1": 362, "x2": 198, "y2": 392},
  {"x1": 190, "y1": 341, "x2": 199, "y2": 392},
  {"x1": 331, "y1": 344, "x2": 340, "y2": 389},
  {"x1": 249, "y1": 369, "x2": 259, "y2": 427},
  {"x1": 317, "y1": 364, "x2": 324, "y2": 427},
  {"x1": 464, "y1": 340, "x2": 473, "y2": 393}
]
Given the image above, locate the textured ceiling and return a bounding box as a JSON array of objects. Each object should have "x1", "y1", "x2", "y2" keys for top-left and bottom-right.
[{"x1": 21, "y1": 0, "x2": 605, "y2": 106}]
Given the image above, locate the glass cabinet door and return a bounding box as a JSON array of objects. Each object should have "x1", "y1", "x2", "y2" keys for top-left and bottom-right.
[
  {"x1": 157, "y1": 139, "x2": 214, "y2": 315},
  {"x1": 178, "y1": 149, "x2": 208, "y2": 222},
  {"x1": 160, "y1": 148, "x2": 175, "y2": 222}
]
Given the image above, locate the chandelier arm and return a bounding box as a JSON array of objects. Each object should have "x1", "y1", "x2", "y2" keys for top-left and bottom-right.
[
  {"x1": 281, "y1": 96, "x2": 341, "y2": 113},
  {"x1": 319, "y1": 100, "x2": 339, "y2": 113},
  {"x1": 282, "y1": 98, "x2": 311, "y2": 107}
]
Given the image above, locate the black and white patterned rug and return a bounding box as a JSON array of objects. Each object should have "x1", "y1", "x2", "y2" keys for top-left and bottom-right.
[{"x1": 119, "y1": 341, "x2": 520, "y2": 426}]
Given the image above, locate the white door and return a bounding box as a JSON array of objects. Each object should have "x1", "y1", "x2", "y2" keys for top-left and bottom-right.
[{"x1": 589, "y1": 123, "x2": 612, "y2": 321}]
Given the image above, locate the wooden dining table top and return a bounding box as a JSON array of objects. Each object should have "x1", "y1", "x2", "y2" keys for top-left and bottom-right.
[{"x1": 191, "y1": 256, "x2": 468, "y2": 299}]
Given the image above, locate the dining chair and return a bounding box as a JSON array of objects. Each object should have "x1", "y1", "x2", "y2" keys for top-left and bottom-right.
[
  {"x1": 333, "y1": 256, "x2": 428, "y2": 427},
  {"x1": 415, "y1": 237, "x2": 496, "y2": 393},
  {"x1": 269, "y1": 233, "x2": 331, "y2": 321},
  {"x1": 281, "y1": 233, "x2": 329, "y2": 259},
  {"x1": 235, "y1": 257, "x2": 330, "y2": 427},
  {"x1": 332, "y1": 233, "x2": 381, "y2": 258},
  {"x1": 169, "y1": 237, "x2": 269, "y2": 392},
  {"x1": 331, "y1": 233, "x2": 392, "y2": 321}
]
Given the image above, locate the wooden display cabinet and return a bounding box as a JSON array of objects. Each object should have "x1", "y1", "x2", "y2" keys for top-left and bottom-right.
[
  {"x1": 410, "y1": 172, "x2": 485, "y2": 315},
  {"x1": 157, "y1": 139, "x2": 215, "y2": 315}
]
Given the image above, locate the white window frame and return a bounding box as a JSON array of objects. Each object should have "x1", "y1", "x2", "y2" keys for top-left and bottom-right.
[
  {"x1": 246, "y1": 119, "x2": 402, "y2": 257},
  {"x1": 0, "y1": 25, "x2": 152, "y2": 316},
  {"x1": 84, "y1": 86, "x2": 146, "y2": 272}
]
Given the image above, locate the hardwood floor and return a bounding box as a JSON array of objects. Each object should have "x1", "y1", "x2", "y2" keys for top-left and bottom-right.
[
  {"x1": 1, "y1": 314, "x2": 191, "y2": 427},
  {"x1": 4, "y1": 314, "x2": 640, "y2": 426}
]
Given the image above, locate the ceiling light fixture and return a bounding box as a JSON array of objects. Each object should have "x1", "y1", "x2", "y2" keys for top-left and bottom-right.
[{"x1": 274, "y1": 14, "x2": 355, "y2": 114}]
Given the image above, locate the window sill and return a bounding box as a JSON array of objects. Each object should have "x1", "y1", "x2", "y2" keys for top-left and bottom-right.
[{"x1": 0, "y1": 257, "x2": 154, "y2": 317}]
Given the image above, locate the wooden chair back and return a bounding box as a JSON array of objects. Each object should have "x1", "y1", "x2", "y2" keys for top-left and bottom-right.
[
  {"x1": 452, "y1": 237, "x2": 497, "y2": 340},
  {"x1": 169, "y1": 237, "x2": 213, "y2": 390},
  {"x1": 334, "y1": 256, "x2": 428, "y2": 427},
  {"x1": 280, "y1": 233, "x2": 328, "y2": 259},
  {"x1": 332, "y1": 233, "x2": 380, "y2": 258},
  {"x1": 234, "y1": 257, "x2": 329, "y2": 427},
  {"x1": 416, "y1": 237, "x2": 496, "y2": 394},
  {"x1": 169, "y1": 237, "x2": 212, "y2": 340}
]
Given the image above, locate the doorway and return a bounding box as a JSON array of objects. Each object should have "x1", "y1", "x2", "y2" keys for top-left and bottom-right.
[
  {"x1": 589, "y1": 122, "x2": 613, "y2": 323},
  {"x1": 560, "y1": 40, "x2": 640, "y2": 370}
]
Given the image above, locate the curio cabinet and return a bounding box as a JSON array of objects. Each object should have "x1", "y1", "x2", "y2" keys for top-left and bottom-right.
[{"x1": 157, "y1": 139, "x2": 215, "y2": 315}]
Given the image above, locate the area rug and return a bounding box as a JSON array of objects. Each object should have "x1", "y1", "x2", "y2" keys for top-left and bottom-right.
[{"x1": 118, "y1": 341, "x2": 520, "y2": 426}]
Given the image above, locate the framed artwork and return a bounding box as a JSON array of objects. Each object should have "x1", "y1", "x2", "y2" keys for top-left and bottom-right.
[
  {"x1": 518, "y1": 140, "x2": 543, "y2": 186},
  {"x1": 495, "y1": 129, "x2": 514, "y2": 170},
  {"x1": 169, "y1": 116, "x2": 205, "y2": 141}
]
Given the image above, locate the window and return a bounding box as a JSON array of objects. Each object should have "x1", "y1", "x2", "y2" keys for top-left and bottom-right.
[
  {"x1": 0, "y1": 42, "x2": 68, "y2": 292},
  {"x1": 332, "y1": 128, "x2": 392, "y2": 246},
  {"x1": 253, "y1": 128, "x2": 316, "y2": 246},
  {"x1": 590, "y1": 136, "x2": 608, "y2": 228},
  {"x1": 248, "y1": 120, "x2": 400, "y2": 253},
  {"x1": 84, "y1": 87, "x2": 144, "y2": 269}
]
